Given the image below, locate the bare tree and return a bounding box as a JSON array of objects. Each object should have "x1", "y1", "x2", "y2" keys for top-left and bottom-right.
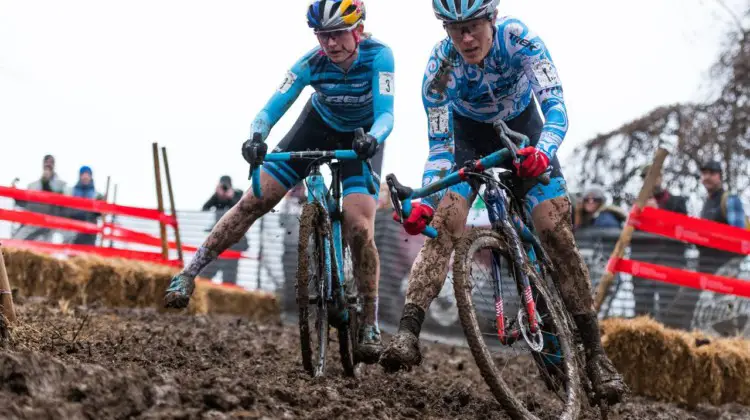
[{"x1": 567, "y1": 3, "x2": 750, "y2": 212}]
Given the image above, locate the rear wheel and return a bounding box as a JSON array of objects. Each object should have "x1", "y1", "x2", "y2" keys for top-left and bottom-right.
[
  {"x1": 453, "y1": 228, "x2": 581, "y2": 420},
  {"x1": 296, "y1": 202, "x2": 330, "y2": 377}
]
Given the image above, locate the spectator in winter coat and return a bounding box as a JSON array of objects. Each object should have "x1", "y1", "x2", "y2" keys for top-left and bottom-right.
[
  {"x1": 574, "y1": 187, "x2": 627, "y2": 230},
  {"x1": 68, "y1": 165, "x2": 104, "y2": 245},
  {"x1": 202, "y1": 175, "x2": 243, "y2": 212},
  {"x1": 12, "y1": 154, "x2": 69, "y2": 242},
  {"x1": 639, "y1": 164, "x2": 688, "y2": 214}
]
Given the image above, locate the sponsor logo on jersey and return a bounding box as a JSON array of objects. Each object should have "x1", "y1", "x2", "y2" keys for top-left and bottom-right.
[{"x1": 509, "y1": 33, "x2": 539, "y2": 51}]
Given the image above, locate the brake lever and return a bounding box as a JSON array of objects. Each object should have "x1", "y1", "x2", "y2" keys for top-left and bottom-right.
[{"x1": 387, "y1": 178, "x2": 404, "y2": 223}]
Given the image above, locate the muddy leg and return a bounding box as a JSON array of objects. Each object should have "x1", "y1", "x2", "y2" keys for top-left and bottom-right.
[
  {"x1": 342, "y1": 194, "x2": 383, "y2": 364},
  {"x1": 532, "y1": 197, "x2": 628, "y2": 406},
  {"x1": 380, "y1": 192, "x2": 470, "y2": 372},
  {"x1": 164, "y1": 171, "x2": 287, "y2": 308}
]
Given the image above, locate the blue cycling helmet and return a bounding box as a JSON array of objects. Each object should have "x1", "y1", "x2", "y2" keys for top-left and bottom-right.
[
  {"x1": 307, "y1": 0, "x2": 366, "y2": 33},
  {"x1": 432, "y1": 0, "x2": 499, "y2": 23}
]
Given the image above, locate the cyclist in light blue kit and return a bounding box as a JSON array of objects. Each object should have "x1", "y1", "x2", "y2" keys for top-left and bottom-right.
[
  {"x1": 164, "y1": 0, "x2": 393, "y2": 363},
  {"x1": 380, "y1": 0, "x2": 627, "y2": 406}
]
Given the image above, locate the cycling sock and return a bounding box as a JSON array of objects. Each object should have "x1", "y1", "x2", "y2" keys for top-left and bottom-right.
[
  {"x1": 183, "y1": 246, "x2": 220, "y2": 278},
  {"x1": 573, "y1": 313, "x2": 604, "y2": 359},
  {"x1": 363, "y1": 296, "x2": 378, "y2": 326},
  {"x1": 398, "y1": 303, "x2": 425, "y2": 338}
]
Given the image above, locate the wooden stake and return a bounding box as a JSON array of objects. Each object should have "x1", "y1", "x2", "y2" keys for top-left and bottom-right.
[
  {"x1": 98, "y1": 176, "x2": 111, "y2": 247},
  {"x1": 594, "y1": 147, "x2": 670, "y2": 312},
  {"x1": 0, "y1": 244, "x2": 17, "y2": 323},
  {"x1": 161, "y1": 147, "x2": 184, "y2": 265},
  {"x1": 108, "y1": 184, "x2": 118, "y2": 248},
  {"x1": 152, "y1": 143, "x2": 169, "y2": 260}
]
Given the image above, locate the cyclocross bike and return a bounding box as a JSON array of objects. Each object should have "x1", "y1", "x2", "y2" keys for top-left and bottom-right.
[
  {"x1": 387, "y1": 120, "x2": 584, "y2": 420},
  {"x1": 248, "y1": 129, "x2": 377, "y2": 378}
]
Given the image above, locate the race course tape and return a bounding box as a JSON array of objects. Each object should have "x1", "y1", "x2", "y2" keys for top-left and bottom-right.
[
  {"x1": 0, "y1": 208, "x2": 245, "y2": 260},
  {"x1": 629, "y1": 206, "x2": 750, "y2": 255},
  {"x1": 613, "y1": 258, "x2": 750, "y2": 299},
  {"x1": 0, "y1": 239, "x2": 184, "y2": 267},
  {"x1": 0, "y1": 185, "x2": 177, "y2": 226}
]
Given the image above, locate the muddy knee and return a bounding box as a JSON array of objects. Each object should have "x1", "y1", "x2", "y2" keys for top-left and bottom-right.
[{"x1": 535, "y1": 199, "x2": 594, "y2": 315}]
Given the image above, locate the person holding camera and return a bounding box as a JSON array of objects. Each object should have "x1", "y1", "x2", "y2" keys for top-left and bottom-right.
[{"x1": 202, "y1": 175, "x2": 243, "y2": 212}]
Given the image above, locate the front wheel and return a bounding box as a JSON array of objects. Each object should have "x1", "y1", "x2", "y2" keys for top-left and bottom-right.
[
  {"x1": 452, "y1": 228, "x2": 581, "y2": 420},
  {"x1": 296, "y1": 202, "x2": 330, "y2": 377}
]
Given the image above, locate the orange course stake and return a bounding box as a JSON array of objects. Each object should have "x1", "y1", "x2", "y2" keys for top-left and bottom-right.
[
  {"x1": 593, "y1": 147, "x2": 669, "y2": 312},
  {"x1": 0, "y1": 243, "x2": 17, "y2": 323},
  {"x1": 152, "y1": 143, "x2": 169, "y2": 261}
]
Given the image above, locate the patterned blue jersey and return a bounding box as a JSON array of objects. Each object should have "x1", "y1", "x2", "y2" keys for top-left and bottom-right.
[
  {"x1": 250, "y1": 37, "x2": 395, "y2": 144},
  {"x1": 420, "y1": 16, "x2": 568, "y2": 209}
]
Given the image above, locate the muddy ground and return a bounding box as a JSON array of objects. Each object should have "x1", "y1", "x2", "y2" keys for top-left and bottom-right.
[{"x1": 1, "y1": 299, "x2": 749, "y2": 420}]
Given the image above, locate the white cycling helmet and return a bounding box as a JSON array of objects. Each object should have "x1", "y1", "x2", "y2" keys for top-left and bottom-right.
[{"x1": 432, "y1": 0, "x2": 499, "y2": 23}]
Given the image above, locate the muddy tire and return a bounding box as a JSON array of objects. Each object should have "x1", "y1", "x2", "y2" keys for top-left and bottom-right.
[
  {"x1": 296, "y1": 202, "x2": 330, "y2": 377},
  {"x1": 452, "y1": 228, "x2": 581, "y2": 420},
  {"x1": 339, "y1": 247, "x2": 358, "y2": 377}
]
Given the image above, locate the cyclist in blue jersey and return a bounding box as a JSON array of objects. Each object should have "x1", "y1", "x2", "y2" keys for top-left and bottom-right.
[
  {"x1": 380, "y1": 0, "x2": 627, "y2": 405},
  {"x1": 164, "y1": 0, "x2": 393, "y2": 363}
]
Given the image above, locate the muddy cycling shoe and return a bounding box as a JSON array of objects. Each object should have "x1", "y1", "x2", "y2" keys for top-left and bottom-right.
[
  {"x1": 587, "y1": 352, "x2": 629, "y2": 406},
  {"x1": 356, "y1": 324, "x2": 383, "y2": 365},
  {"x1": 163, "y1": 273, "x2": 196, "y2": 309},
  {"x1": 379, "y1": 331, "x2": 422, "y2": 373}
]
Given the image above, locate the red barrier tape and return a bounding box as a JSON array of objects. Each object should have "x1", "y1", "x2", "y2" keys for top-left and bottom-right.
[
  {"x1": 0, "y1": 239, "x2": 183, "y2": 267},
  {"x1": 0, "y1": 208, "x2": 246, "y2": 260},
  {"x1": 0, "y1": 208, "x2": 100, "y2": 234},
  {"x1": 0, "y1": 186, "x2": 177, "y2": 226},
  {"x1": 613, "y1": 258, "x2": 750, "y2": 299},
  {"x1": 629, "y1": 206, "x2": 750, "y2": 255}
]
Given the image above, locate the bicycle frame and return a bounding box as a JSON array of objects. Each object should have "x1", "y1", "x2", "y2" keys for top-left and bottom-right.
[
  {"x1": 388, "y1": 138, "x2": 552, "y2": 344},
  {"x1": 251, "y1": 149, "x2": 378, "y2": 322}
]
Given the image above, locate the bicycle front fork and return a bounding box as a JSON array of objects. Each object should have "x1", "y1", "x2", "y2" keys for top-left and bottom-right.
[{"x1": 484, "y1": 186, "x2": 539, "y2": 344}]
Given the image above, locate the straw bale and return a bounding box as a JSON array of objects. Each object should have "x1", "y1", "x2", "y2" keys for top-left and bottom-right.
[
  {"x1": 602, "y1": 316, "x2": 695, "y2": 404},
  {"x1": 1, "y1": 247, "x2": 280, "y2": 322},
  {"x1": 196, "y1": 280, "x2": 280, "y2": 323},
  {"x1": 1, "y1": 247, "x2": 82, "y2": 301},
  {"x1": 602, "y1": 316, "x2": 750, "y2": 406}
]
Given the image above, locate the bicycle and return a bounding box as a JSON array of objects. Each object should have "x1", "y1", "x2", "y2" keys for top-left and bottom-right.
[
  {"x1": 248, "y1": 129, "x2": 378, "y2": 378},
  {"x1": 386, "y1": 120, "x2": 584, "y2": 420}
]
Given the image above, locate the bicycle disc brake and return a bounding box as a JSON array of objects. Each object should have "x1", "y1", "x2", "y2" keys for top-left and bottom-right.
[{"x1": 517, "y1": 310, "x2": 544, "y2": 352}]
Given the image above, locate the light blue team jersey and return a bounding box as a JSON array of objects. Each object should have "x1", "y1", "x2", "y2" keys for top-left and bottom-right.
[
  {"x1": 250, "y1": 37, "x2": 395, "y2": 144},
  {"x1": 420, "y1": 16, "x2": 569, "y2": 209}
]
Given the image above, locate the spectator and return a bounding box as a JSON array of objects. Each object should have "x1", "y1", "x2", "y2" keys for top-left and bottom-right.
[
  {"x1": 697, "y1": 160, "x2": 747, "y2": 274},
  {"x1": 67, "y1": 166, "x2": 104, "y2": 245},
  {"x1": 12, "y1": 155, "x2": 69, "y2": 242},
  {"x1": 199, "y1": 176, "x2": 247, "y2": 285},
  {"x1": 574, "y1": 187, "x2": 627, "y2": 230},
  {"x1": 639, "y1": 164, "x2": 687, "y2": 214},
  {"x1": 699, "y1": 161, "x2": 747, "y2": 229},
  {"x1": 201, "y1": 175, "x2": 243, "y2": 211}
]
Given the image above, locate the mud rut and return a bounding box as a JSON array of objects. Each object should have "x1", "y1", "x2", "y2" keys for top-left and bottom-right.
[{"x1": 1, "y1": 299, "x2": 748, "y2": 420}]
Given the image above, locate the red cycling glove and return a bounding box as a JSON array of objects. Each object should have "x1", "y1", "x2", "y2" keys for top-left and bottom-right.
[
  {"x1": 515, "y1": 147, "x2": 550, "y2": 178},
  {"x1": 393, "y1": 203, "x2": 434, "y2": 236}
]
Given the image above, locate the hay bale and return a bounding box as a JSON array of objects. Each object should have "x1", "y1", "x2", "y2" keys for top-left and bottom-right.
[
  {"x1": 1, "y1": 246, "x2": 280, "y2": 322},
  {"x1": 601, "y1": 316, "x2": 695, "y2": 404},
  {"x1": 195, "y1": 280, "x2": 279, "y2": 323},
  {"x1": 2, "y1": 248, "x2": 82, "y2": 301},
  {"x1": 602, "y1": 316, "x2": 750, "y2": 407}
]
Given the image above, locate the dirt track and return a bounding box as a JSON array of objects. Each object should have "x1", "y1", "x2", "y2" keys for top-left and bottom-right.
[{"x1": 2, "y1": 299, "x2": 749, "y2": 420}]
